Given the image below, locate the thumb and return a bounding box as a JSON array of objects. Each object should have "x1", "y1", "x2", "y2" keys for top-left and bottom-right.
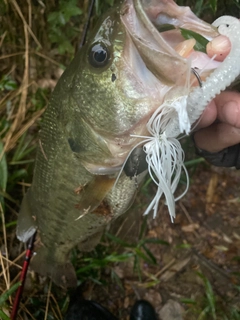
[{"x1": 206, "y1": 35, "x2": 231, "y2": 61}]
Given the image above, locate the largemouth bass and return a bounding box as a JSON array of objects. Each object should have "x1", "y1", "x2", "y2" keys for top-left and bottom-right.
[{"x1": 17, "y1": 0, "x2": 227, "y2": 287}]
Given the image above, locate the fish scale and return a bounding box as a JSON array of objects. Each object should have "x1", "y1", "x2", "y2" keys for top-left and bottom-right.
[{"x1": 17, "y1": 0, "x2": 224, "y2": 287}]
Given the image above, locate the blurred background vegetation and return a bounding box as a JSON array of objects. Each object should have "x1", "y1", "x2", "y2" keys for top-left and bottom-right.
[{"x1": 1, "y1": 0, "x2": 240, "y2": 319}]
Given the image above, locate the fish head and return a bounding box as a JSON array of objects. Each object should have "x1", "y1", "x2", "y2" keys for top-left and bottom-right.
[{"x1": 62, "y1": 0, "x2": 220, "y2": 174}]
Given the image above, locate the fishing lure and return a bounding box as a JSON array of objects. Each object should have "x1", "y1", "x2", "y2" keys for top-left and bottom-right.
[{"x1": 127, "y1": 16, "x2": 240, "y2": 221}]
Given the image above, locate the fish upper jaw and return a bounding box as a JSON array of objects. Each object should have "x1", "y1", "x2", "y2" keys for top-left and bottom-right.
[{"x1": 139, "y1": 0, "x2": 219, "y2": 39}]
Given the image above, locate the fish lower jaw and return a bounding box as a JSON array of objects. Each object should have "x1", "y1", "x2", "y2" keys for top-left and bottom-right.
[{"x1": 83, "y1": 162, "x2": 123, "y2": 176}]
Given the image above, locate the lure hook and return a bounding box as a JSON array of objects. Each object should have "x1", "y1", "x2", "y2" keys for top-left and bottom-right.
[{"x1": 191, "y1": 68, "x2": 202, "y2": 87}]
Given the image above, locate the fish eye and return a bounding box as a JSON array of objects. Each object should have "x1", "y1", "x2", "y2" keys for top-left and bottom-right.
[{"x1": 88, "y1": 43, "x2": 111, "y2": 68}]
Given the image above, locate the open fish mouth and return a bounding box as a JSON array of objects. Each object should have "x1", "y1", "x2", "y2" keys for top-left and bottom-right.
[
  {"x1": 118, "y1": 0, "x2": 240, "y2": 221},
  {"x1": 83, "y1": 0, "x2": 226, "y2": 176},
  {"x1": 94, "y1": 0, "x2": 222, "y2": 176},
  {"x1": 121, "y1": 0, "x2": 220, "y2": 87}
]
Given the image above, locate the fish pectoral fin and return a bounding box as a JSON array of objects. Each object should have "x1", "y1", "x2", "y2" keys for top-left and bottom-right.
[
  {"x1": 17, "y1": 189, "x2": 37, "y2": 242},
  {"x1": 75, "y1": 175, "x2": 115, "y2": 215}
]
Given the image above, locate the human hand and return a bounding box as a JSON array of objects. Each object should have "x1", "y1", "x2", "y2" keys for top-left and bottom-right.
[{"x1": 194, "y1": 36, "x2": 240, "y2": 154}]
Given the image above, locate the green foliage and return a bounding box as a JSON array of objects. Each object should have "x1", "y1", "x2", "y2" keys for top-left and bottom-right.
[
  {"x1": 209, "y1": 0, "x2": 218, "y2": 13},
  {"x1": 31, "y1": 88, "x2": 50, "y2": 112},
  {"x1": 0, "y1": 75, "x2": 17, "y2": 92},
  {"x1": 197, "y1": 272, "x2": 216, "y2": 320},
  {"x1": 180, "y1": 28, "x2": 209, "y2": 53},
  {"x1": 193, "y1": 0, "x2": 210, "y2": 17},
  {"x1": 176, "y1": 0, "x2": 240, "y2": 18},
  {"x1": 0, "y1": 142, "x2": 7, "y2": 206},
  {"x1": 0, "y1": 310, "x2": 10, "y2": 320},
  {"x1": 94, "y1": 0, "x2": 115, "y2": 17},
  {"x1": 47, "y1": 0, "x2": 83, "y2": 54},
  {"x1": 0, "y1": 282, "x2": 21, "y2": 307},
  {"x1": 0, "y1": 282, "x2": 21, "y2": 320},
  {"x1": 74, "y1": 230, "x2": 168, "y2": 284},
  {"x1": 10, "y1": 133, "x2": 36, "y2": 166}
]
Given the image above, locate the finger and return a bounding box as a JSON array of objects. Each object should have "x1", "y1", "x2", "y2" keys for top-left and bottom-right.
[
  {"x1": 214, "y1": 91, "x2": 240, "y2": 127},
  {"x1": 193, "y1": 99, "x2": 217, "y2": 130},
  {"x1": 194, "y1": 122, "x2": 240, "y2": 153},
  {"x1": 206, "y1": 35, "x2": 231, "y2": 61}
]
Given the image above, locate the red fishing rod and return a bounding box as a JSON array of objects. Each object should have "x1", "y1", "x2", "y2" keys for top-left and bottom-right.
[{"x1": 10, "y1": 231, "x2": 37, "y2": 320}]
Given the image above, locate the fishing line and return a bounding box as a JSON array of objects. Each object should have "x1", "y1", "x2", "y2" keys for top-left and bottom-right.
[{"x1": 79, "y1": 0, "x2": 95, "y2": 49}]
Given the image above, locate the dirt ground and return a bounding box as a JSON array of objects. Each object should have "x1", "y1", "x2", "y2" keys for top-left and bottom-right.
[{"x1": 79, "y1": 163, "x2": 240, "y2": 319}]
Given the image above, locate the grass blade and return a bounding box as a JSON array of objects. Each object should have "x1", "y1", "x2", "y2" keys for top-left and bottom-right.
[
  {"x1": 0, "y1": 141, "x2": 7, "y2": 206},
  {"x1": 0, "y1": 309, "x2": 10, "y2": 320},
  {"x1": 180, "y1": 28, "x2": 209, "y2": 53},
  {"x1": 0, "y1": 282, "x2": 21, "y2": 306}
]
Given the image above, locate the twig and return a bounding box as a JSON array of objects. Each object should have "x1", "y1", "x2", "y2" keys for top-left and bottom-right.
[
  {"x1": 0, "y1": 253, "x2": 23, "y2": 271},
  {"x1": 50, "y1": 293, "x2": 63, "y2": 320},
  {"x1": 154, "y1": 258, "x2": 176, "y2": 278},
  {"x1": 0, "y1": 52, "x2": 26, "y2": 59},
  {"x1": 44, "y1": 281, "x2": 52, "y2": 320},
  {"x1": 0, "y1": 203, "x2": 10, "y2": 289},
  {"x1": 179, "y1": 201, "x2": 199, "y2": 238},
  {"x1": 3, "y1": 107, "x2": 45, "y2": 155},
  {"x1": 10, "y1": 0, "x2": 42, "y2": 48},
  {"x1": 0, "y1": 253, "x2": 9, "y2": 290},
  {"x1": 34, "y1": 51, "x2": 63, "y2": 67}
]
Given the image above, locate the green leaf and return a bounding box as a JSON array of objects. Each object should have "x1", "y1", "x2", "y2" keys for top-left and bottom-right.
[
  {"x1": 105, "y1": 233, "x2": 133, "y2": 248},
  {"x1": 62, "y1": 5, "x2": 82, "y2": 20},
  {"x1": 0, "y1": 190, "x2": 17, "y2": 204},
  {"x1": 0, "y1": 309, "x2": 10, "y2": 320},
  {"x1": 180, "y1": 28, "x2": 209, "y2": 53},
  {"x1": 139, "y1": 216, "x2": 148, "y2": 240},
  {"x1": 193, "y1": 0, "x2": 204, "y2": 16},
  {"x1": 4, "y1": 220, "x2": 17, "y2": 228},
  {"x1": 184, "y1": 158, "x2": 205, "y2": 167},
  {"x1": 157, "y1": 24, "x2": 176, "y2": 33},
  {"x1": 0, "y1": 282, "x2": 21, "y2": 306},
  {"x1": 209, "y1": 0, "x2": 218, "y2": 13},
  {"x1": 180, "y1": 298, "x2": 197, "y2": 305},
  {"x1": 142, "y1": 244, "x2": 157, "y2": 264},
  {"x1": 11, "y1": 133, "x2": 35, "y2": 163},
  {"x1": 197, "y1": 272, "x2": 216, "y2": 319},
  {"x1": 0, "y1": 75, "x2": 18, "y2": 91},
  {"x1": 133, "y1": 247, "x2": 155, "y2": 264},
  {"x1": 104, "y1": 253, "x2": 133, "y2": 263},
  {"x1": 47, "y1": 12, "x2": 59, "y2": 24}
]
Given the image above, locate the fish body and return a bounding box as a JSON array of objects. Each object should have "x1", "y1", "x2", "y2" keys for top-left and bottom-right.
[{"x1": 17, "y1": 0, "x2": 220, "y2": 287}]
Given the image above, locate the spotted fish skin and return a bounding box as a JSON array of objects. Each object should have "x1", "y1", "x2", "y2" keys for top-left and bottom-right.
[
  {"x1": 17, "y1": 0, "x2": 219, "y2": 287},
  {"x1": 17, "y1": 6, "x2": 150, "y2": 287}
]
